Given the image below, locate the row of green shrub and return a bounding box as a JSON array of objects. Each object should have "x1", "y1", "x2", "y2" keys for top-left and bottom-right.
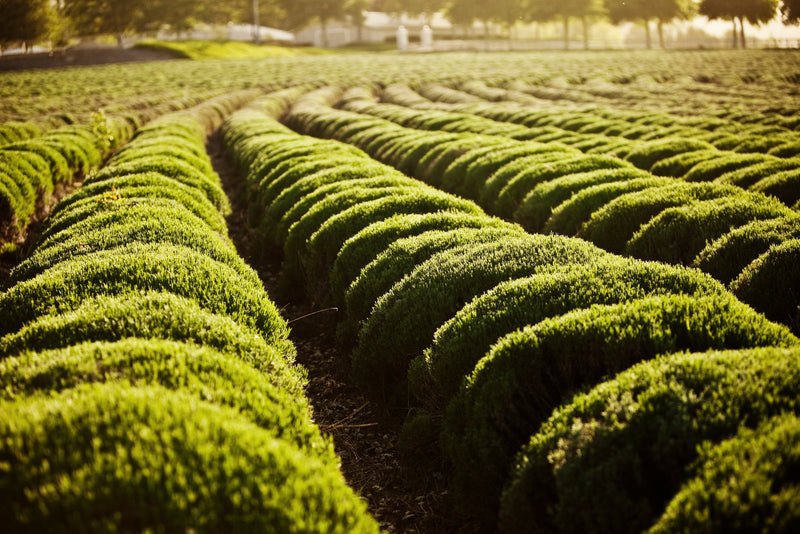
[
  {"x1": 284, "y1": 87, "x2": 800, "y2": 334},
  {"x1": 0, "y1": 98, "x2": 379, "y2": 533},
  {"x1": 0, "y1": 117, "x2": 132, "y2": 245},
  {"x1": 225, "y1": 89, "x2": 800, "y2": 533},
  {"x1": 368, "y1": 83, "x2": 800, "y2": 205},
  {"x1": 422, "y1": 80, "x2": 800, "y2": 157}
]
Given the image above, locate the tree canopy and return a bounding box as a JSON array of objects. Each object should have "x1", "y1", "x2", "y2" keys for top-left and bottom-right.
[
  {"x1": 0, "y1": 0, "x2": 55, "y2": 50},
  {"x1": 1, "y1": 0, "x2": 794, "y2": 49},
  {"x1": 700, "y1": 0, "x2": 780, "y2": 47}
]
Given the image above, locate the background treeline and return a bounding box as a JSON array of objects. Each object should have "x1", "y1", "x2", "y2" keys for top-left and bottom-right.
[{"x1": 2, "y1": 0, "x2": 800, "y2": 52}]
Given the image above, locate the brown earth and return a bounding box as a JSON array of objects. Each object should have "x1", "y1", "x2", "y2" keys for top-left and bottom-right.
[
  {"x1": 208, "y1": 131, "x2": 486, "y2": 534},
  {"x1": 0, "y1": 46, "x2": 179, "y2": 72}
]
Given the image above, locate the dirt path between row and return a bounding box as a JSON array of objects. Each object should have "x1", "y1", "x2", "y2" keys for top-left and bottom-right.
[{"x1": 208, "y1": 130, "x2": 484, "y2": 533}]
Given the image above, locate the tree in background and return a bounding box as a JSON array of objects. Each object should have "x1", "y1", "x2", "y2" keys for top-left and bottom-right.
[
  {"x1": 63, "y1": 0, "x2": 145, "y2": 47},
  {"x1": 345, "y1": 0, "x2": 370, "y2": 41},
  {"x1": 605, "y1": 0, "x2": 695, "y2": 48},
  {"x1": 0, "y1": 0, "x2": 55, "y2": 52},
  {"x1": 782, "y1": 0, "x2": 800, "y2": 22},
  {"x1": 700, "y1": 0, "x2": 780, "y2": 48},
  {"x1": 279, "y1": 0, "x2": 348, "y2": 47},
  {"x1": 528, "y1": 0, "x2": 603, "y2": 50}
]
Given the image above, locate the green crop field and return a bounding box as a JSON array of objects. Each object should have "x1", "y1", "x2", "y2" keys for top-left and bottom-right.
[{"x1": 1, "y1": 48, "x2": 800, "y2": 533}]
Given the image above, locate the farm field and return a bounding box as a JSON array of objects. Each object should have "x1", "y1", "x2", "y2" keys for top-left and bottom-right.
[{"x1": 1, "y1": 48, "x2": 800, "y2": 533}]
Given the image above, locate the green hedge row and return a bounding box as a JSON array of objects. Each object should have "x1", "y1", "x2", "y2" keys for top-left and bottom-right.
[
  {"x1": 224, "y1": 88, "x2": 800, "y2": 532},
  {"x1": 0, "y1": 101, "x2": 378, "y2": 533},
  {"x1": 373, "y1": 83, "x2": 800, "y2": 208},
  {"x1": 0, "y1": 119, "x2": 132, "y2": 244}
]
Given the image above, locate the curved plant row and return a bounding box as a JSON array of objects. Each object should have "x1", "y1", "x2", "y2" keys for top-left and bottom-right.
[
  {"x1": 282, "y1": 87, "x2": 800, "y2": 333},
  {"x1": 0, "y1": 116, "x2": 131, "y2": 247},
  {"x1": 347, "y1": 83, "x2": 800, "y2": 201},
  {"x1": 0, "y1": 96, "x2": 379, "y2": 533},
  {"x1": 223, "y1": 91, "x2": 800, "y2": 533}
]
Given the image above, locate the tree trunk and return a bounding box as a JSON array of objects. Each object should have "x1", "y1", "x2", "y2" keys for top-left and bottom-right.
[
  {"x1": 732, "y1": 19, "x2": 738, "y2": 48},
  {"x1": 563, "y1": 15, "x2": 569, "y2": 50},
  {"x1": 658, "y1": 19, "x2": 665, "y2": 48},
  {"x1": 252, "y1": 0, "x2": 260, "y2": 44},
  {"x1": 739, "y1": 17, "x2": 746, "y2": 49},
  {"x1": 582, "y1": 16, "x2": 589, "y2": 49},
  {"x1": 116, "y1": 34, "x2": 124, "y2": 48},
  {"x1": 321, "y1": 17, "x2": 329, "y2": 48},
  {"x1": 644, "y1": 19, "x2": 652, "y2": 49}
]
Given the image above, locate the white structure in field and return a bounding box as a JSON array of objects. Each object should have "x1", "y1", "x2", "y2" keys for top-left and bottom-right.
[
  {"x1": 294, "y1": 11, "x2": 452, "y2": 48},
  {"x1": 396, "y1": 25, "x2": 408, "y2": 51}
]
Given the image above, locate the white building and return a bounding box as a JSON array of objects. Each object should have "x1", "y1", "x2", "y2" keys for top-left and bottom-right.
[{"x1": 294, "y1": 11, "x2": 453, "y2": 48}]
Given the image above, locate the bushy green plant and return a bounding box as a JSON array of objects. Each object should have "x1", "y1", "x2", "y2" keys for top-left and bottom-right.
[
  {"x1": 478, "y1": 152, "x2": 577, "y2": 211},
  {"x1": 0, "y1": 383, "x2": 379, "y2": 534},
  {"x1": 647, "y1": 413, "x2": 800, "y2": 534},
  {"x1": 684, "y1": 153, "x2": 772, "y2": 182},
  {"x1": 498, "y1": 347, "x2": 800, "y2": 534},
  {"x1": 411, "y1": 258, "x2": 725, "y2": 410},
  {"x1": 579, "y1": 183, "x2": 739, "y2": 253},
  {"x1": 750, "y1": 168, "x2": 800, "y2": 206},
  {"x1": 7, "y1": 204, "x2": 235, "y2": 285},
  {"x1": 0, "y1": 292, "x2": 295, "y2": 377},
  {"x1": 302, "y1": 188, "x2": 483, "y2": 302},
  {"x1": 714, "y1": 158, "x2": 799, "y2": 188},
  {"x1": 0, "y1": 338, "x2": 328, "y2": 459},
  {"x1": 732, "y1": 239, "x2": 800, "y2": 333},
  {"x1": 693, "y1": 216, "x2": 800, "y2": 285},
  {"x1": 351, "y1": 234, "x2": 607, "y2": 397},
  {"x1": 513, "y1": 168, "x2": 651, "y2": 232},
  {"x1": 0, "y1": 242, "x2": 290, "y2": 352},
  {"x1": 494, "y1": 155, "x2": 631, "y2": 219},
  {"x1": 542, "y1": 177, "x2": 671, "y2": 235},
  {"x1": 625, "y1": 138, "x2": 716, "y2": 171},
  {"x1": 625, "y1": 193, "x2": 793, "y2": 265},
  {"x1": 87, "y1": 156, "x2": 229, "y2": 212},
  {"x1": 329, "y1": 212, "x2": 512, "y2": 307},
  {"x1": 649, "y1": 149, "x2": 719, "y2": 177}
]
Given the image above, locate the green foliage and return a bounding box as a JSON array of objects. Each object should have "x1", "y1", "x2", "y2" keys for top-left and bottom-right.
[
  {"x1": 649, "y1": 149, "x2": 719, "y2": 177},
  {"x1": 714, "y1": 157, "x2": 799, "y2": 188},
  {"x1": 647, "y1": 413, "x2": 800, "y2": 534},
  {"x1": 0, "y1": 242, "x2": 290, "y2": 352},
  {"x1": 0, "y1": 383, "x2": 378, "y2": 533},
  {"x1": 579, "y1": 182, "x2": 739, "y2": 253},
  {"x1": 351, "y1": 234, "x2": 607, "y2": 397},
  {"x1": 514, "y1": 167, "x2": 652, "y2": 232},
  {"x1": 7, "y1": 202, "x2": 234, "y2": 285},
  {"x1": 693, "y1": 216, "x2": 800, "y2": 285},
  {"x1": 412, "y1": 257, "x2": 726, "y2": 411},
  {"x1": 446, "y1": 295, "x2": 798, "y2": 520},
  {"x1": 302, "y1": 188, "x2": 484, "y2": 303},
  {"x1": 543, "y1": 177, "x2": 673, "y2": 235},
  {"x1": 0, "y1": 292, "x2": 293, "y2": 377},
  {"x1": 0, "y1": 337, "x2": 329, "y2": 460},
  {"x1": 340, "y1": 227, "x2": 524, "y2": 347},
  {"x1": 499, "y1": 346, "x2": 800, "y2": 534},
  {"x1": 684, "y1": 153, "x2": 772, "y2": 182},
  {"x1": 732, "y1": 239, "x2": 800, "y2": 333},
  {"x1": 625, "y1": 138, "x2": 716, "y2": 171},
  {"x1": 329, "y1": 212, "x2": 512, "y2": 307},
  {"x1": 625, "y1": 193, "x2": 793, "y2": 265},
  {"x1": 750, "y1": 168, "x2": 800, "y2": 206},
  {"x1": 494, "y1": 155, "x2": 632, "y2": 219}
]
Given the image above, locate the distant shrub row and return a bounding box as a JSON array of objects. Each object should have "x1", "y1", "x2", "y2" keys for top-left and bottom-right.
[
  {"x1": 0, "y1": 99, "x2": 378, "y2": 534},
  {"x1": 285, "y1": 87, "x2": 800, "y2": 334},
  {"x1": 0, "y1": 117, "x2": 132, "y2": 246},
  {"x1": 225, "y1": 90, "x2": 800, "y2": 533}
]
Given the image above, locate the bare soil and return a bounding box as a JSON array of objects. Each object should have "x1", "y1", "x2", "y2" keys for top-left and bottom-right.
[
  {"x1": 208, "y1": 131, "x2": 485, "y2": 533},
  {"x1": 0, "y1": 46, "x2": 178, "y2": 72}
]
